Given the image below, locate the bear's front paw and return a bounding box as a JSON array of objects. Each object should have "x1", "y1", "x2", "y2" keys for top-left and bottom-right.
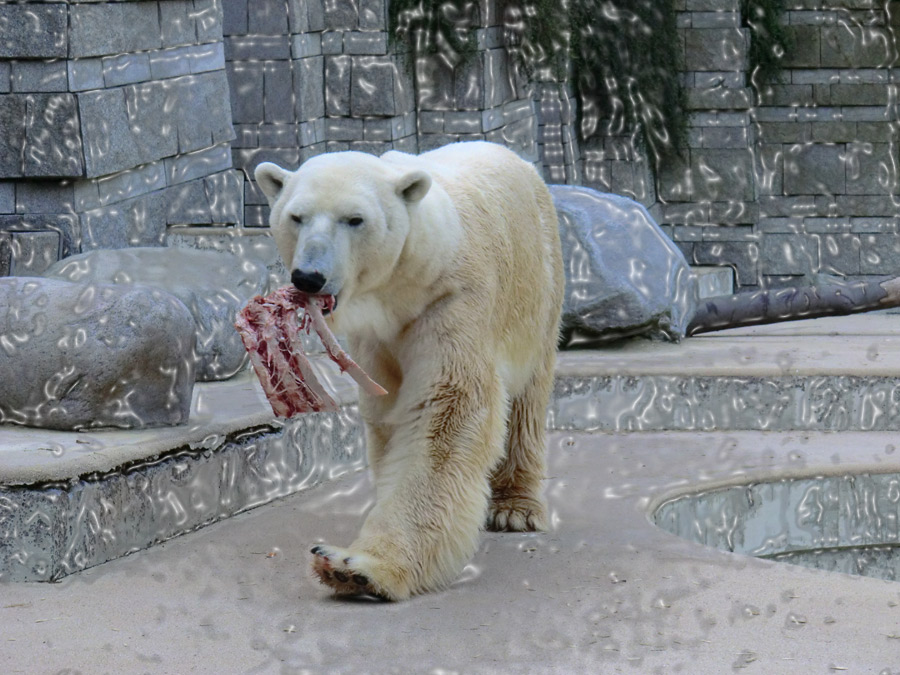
[
  {"x1": 487, "y1": 495, "x2": 548, "y2": 532},
  {"x1": 310, "y1": 545, "x2": 398, "y2": 601}
]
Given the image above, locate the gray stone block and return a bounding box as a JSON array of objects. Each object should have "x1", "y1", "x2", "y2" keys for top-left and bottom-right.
[
  {"x1": 166, "y1": 179, "x2": 212, "y2": 225},
  {"x1": 0, "y1": 96, "x2": 27, "y2": 178},
  {"x1": 325, "y1": 117, "x2": 364, "y2": 141},
  {"x1": 67, "y1": 58, "x2": 105, "y2": 92},
  {"x1": 160, "y1": 0, "x2": 197, "y2": 47},
  {"x1": 418, "y1": 111, "x2": 443, "y2": 134},
  {"x1": 821, "y1": 25, "x2": 896, "y2": 68},
  {"x1": 79, "y1": 89, "x2": 140, "y2": 178},
  {"x1": 0, "y1": 181, "x2": 13, "y2": 214},
  {"x1": 293, "y1": 32, "x2": 323, "y2": 58},
  {"x1": 306, "y1": 0, "x2": 326, "y2": 31},
  {"x1": 256, "y1": 123, "x2": 296, "y2": 148},
  {"x1": 693, "y1": 241, "x2": 759, "y2": 287},
  {"x1": 190, "y1": 42, "x2": 226, "y2": 74},
  {"x1": 69, "y1": 3, "x2": 160, "y2": 59},
  {"x1": 359, "y1": 0, "x2": 386, "y2": 29},
  {"x1": 222, "y1": 0, "x2": 249, "y2": 35},
  {"x1": 172, "y1": 72, "x2": 235, "y2": 153},
  {"x1": 14, "y1": 182, "x2": 74, "y2": 215},
  {"x1": 846, "y1": 142, "x2": 895, "y2": 195},
  {"x1": 0, "y1": 4, "x2": 66, "y2": 59},
  {"x1": 415, "y1": 56, "x2": 455, "y2": 110},
  {"x1": 691, "y1": 149, "x2": 754, "y2": 202},
  {"x1": 249, "y1": 1, "x2": 289, "y2": 34},
  {"x1": 684, "y1": 28, "x2": 747, "y2": 71},
  {"x1": 102, "y1": 53, "x2": 152, "y2": 88},
  {"x1": 454, "y1": 53, "x2": 485, "y2": 110},
  {"x1": 443, "y1": 111, "x2": 482, "y2": 134},
  {"x1": 11, "y1": 60, "x2": 67, "y2": 93},
  {"x1": 0, "y1": 62, "x2": 9, "y2": 94},
  {"x1": 344, "y1": 31, "x2": 388, "y2": 55},
  {"x1": 818, "y1": 232, "x2": 860, "y2": 275},
  {"x1": 760, "y1": 233, "x2": 818, "y2": 276},
  {"x1": 551, "y1": 185, "x2": 698, "y2": 344},
  {"x1": 120, "y1": 2, "x2": 165, "y2": 52},
  {"x1": 324, "y1": 0, "x2": 359, "y2": 29},
  {"x1": 784, "y1": 143, "x2": 846, "y2": 195},
  {"x1": 204, "y1": 170, "x2": 243, "y2": 224},
  {"x1": 861, "y1": 234, "x2": 900, "y2": 274},
  {"x1": 233, "y1": 124, "x2": 259, "y2": 148},
  {"x1": 325, "y1": 55, "x2": 351, "y2": 116},
  {"x1": 227, "y1": 62, "x2": 265, "y2": 123},
  {"x1": 194, "y1": 0, "x2": 224, "y2": 42},
  {"x1": 264, "y1": 62, "x2": 294, "y2": 123},
  {"x1": 484, "y1": 48, "x2": 513, "y2": 108},
  {"x1": 97, "y1": 161, "x2": 167, "y2": 207},
  {"x1": 123, "y1": 81, "x2": 179, "y2": 166},
  {"x1": 0, "y1": 212, "x2": 80, "y2": 260},
  {"x1": 364, "y1": 118, "x2": 393, "y2": 142},
  {"x1": 851, "y1": 217, "x2": 900, "y2": 234},
  {"x1": 294, "y1": 56, "x2": 325, "y2": 121},
  {"x1": 322, "y1": 31, "x2": 343, "y2": 55},
  {"x1": 23, "y1": 94, "x2": 84, "y2": 178},
  {"x1": 164, "y1": 143, "x2": 232, "y2": 186},
  {"x1": 149, "y1": 46, "x2": 193, "y2": 80},
  {"x1": 7, "y1": 230, "x2": 60, "y2": 276},
  {"x1": 79, "y1": 191, "x2": 168, "y2": 250},
  {"x1": 351, "y1": 56, "x2": 395, "y2": 116},
  {"x1": 0, "y1": 277, "x2": 195, "y2": 431},
  {"x1": 224, "y1": 36, "x2": 290, "y2": 60}
]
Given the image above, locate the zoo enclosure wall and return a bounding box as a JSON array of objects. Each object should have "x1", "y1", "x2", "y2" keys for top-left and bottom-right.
[{"x1": 0, "y1": 0, "x2": 898, "y2": 291}]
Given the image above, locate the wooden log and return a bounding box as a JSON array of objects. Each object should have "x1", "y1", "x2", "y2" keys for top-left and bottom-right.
[{"x1": 687, "y1": 276, "x2": 900, "y2": 336}]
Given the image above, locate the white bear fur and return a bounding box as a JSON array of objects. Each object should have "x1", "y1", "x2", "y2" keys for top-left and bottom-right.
[{"x1": 255, "y1": 141, "x2": 564, "y2": 600}]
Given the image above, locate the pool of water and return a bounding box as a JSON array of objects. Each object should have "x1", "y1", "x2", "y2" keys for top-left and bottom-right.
[{"x1": 653, "y1": 471, "x2": 900, "y2": 582}]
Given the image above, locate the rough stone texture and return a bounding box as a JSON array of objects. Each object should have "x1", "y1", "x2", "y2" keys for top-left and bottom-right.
[
  {"x1": 551, "y1": 185, "x2": 699, "y2": 344},
  {"x1": 44, "y1": 247, "x2": 269, "y2": 381},
  {"x1": 0, "y1": 276, "x2": 195, "y2": 430}
]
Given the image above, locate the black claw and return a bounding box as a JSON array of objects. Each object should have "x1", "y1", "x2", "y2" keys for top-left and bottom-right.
[
  {"x1": 311, "y1": 546, "x2": 322, "y2": 555},
  {"x1": 343, "y1": 557, "x2": 352, "y2": 565},
  {"x1": 352, "y1": 574, "x2": 368, "y2": 586},
  {"x1": 333, "y1": 571, "x2": 349, "y2": 583},
  {"x1": 322, "y1": 570, "x2": 333, "y2": 581}
]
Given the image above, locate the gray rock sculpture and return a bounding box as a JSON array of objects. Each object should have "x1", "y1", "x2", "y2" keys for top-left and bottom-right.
[
  {"x1": 551, "y1": 185, "x2": 699, "y2": 345},
  {"x1": 0, "y1": 276, "x2": 195, "y2": 431},
  {"x1": 44, "y1": 247, "x2": 269, "y2": 380}
]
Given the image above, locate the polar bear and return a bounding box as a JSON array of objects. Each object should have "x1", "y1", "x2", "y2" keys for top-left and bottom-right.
[{"x1": 254, "y1": 141, "x2": 564, "y2": 600}]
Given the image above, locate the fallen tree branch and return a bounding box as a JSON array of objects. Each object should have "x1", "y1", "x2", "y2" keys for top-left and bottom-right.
[{"x1": 687, "y1": 275, "x2": 900, "y2": 336}]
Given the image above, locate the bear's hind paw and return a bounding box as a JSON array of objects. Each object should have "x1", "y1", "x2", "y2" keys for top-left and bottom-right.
[
  {"x1": 310, "y1": 545, "x2": 390, "y2": 600},
  {"x1": 487, "y1": 495, "x2": 548, "y2": 532}
]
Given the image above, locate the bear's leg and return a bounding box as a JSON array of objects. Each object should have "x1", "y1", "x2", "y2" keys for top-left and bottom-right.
[
  {"x1": 311, "y1": 368, "x2": 507, "y2": 600},
  {"x1": 487, "y1": 350, "x2": 555, "y2": 532}
]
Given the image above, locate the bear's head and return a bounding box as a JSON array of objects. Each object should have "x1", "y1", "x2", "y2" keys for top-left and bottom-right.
[{"x1": 255, "y1": 152, "x2": 431, "y2": 312}]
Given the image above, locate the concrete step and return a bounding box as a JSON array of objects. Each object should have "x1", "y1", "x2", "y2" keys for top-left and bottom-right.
[{"x1": 1, "y1": 314, "x2": 897, "y2": 582}]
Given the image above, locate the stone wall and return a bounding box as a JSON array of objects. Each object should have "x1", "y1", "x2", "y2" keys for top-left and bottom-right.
[
  {"x1": 656, "y1": 0, "x2": 900, "y2": 289},
  {"x1": 2, "y1": 1, "x2": 897, "y2": 291},
  {"x1": 222, "y1": 0, "x2": 581, "y2": 229},
  {"x1": 0, "y1": 0, "x2": 241, "y2": 276}
]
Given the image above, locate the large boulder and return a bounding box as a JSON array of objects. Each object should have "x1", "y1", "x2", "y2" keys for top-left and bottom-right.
[
  {"x1": 44, "y1": 247, "x2": 269, "y2": 380},
  {"x1": 551, "y1": 185, "x2": 699, "y2": 345},
  {"x1": 0, "y1": 277, "x2": 196, "y2": 430}
]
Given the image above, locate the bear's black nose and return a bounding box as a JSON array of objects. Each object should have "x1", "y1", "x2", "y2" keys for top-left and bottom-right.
[{"x1": 291, "y1": 269, "x2": 327, "y2": 294}]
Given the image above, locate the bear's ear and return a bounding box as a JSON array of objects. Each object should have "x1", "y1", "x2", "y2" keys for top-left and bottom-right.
[
  {"x1": 395, "y1": 170, "x2": 431, "y2": 204},
  {"x1": 255, "y1": 162, "x2": 289, "y2": 204}
]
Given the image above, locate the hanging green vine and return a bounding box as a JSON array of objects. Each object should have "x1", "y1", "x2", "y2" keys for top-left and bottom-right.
[
  {"x1": 388, "y1": 1, "x2": 687, "y2": 161},
  {"x1": 742, "y1": 0, "x2": 794, "y2": 84}
]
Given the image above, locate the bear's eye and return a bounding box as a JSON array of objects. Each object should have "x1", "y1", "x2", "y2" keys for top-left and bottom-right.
[
  {"x1": 290, "y1": 214, "x2": 303, "y2": 225},
  {"x1": 347, "y1": 217, "x2": 364, "y2": 227}
]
